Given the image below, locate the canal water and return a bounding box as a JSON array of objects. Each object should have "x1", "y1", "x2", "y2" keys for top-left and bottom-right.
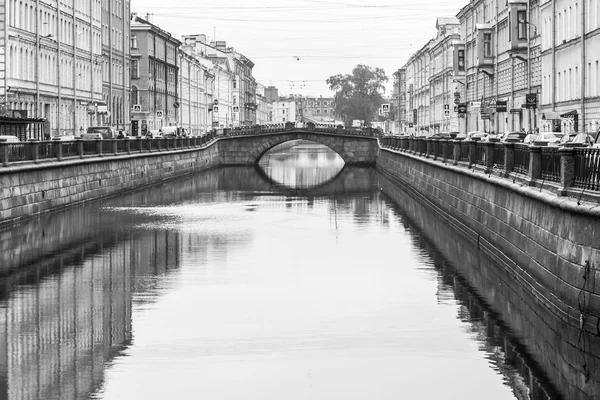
[{"x1": 0, "y1": 142, "x2": 564, "y2": 400}]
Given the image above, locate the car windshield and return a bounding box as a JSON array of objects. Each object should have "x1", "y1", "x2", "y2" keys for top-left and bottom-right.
[{"x1": 539, "y1": 133, "x2": 563, "y2": 140}]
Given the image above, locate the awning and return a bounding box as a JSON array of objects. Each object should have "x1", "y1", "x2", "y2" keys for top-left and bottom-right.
[
  {"x1": 541, "y1": 111, "x2": 561, "y2": 120},
  {"x1": 560, "y1": 110, "x2": 579, "y2": 117}
]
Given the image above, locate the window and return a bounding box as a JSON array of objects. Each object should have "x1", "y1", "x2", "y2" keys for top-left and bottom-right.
[
  {"x1": 131, "y1": 59, "x2": 139, "y2": 79},
  {"x1": 131, "y1": 35, "x2": 138, "y2": 49},
  {"x1": 518, "y1": 10, "x2": 527, "y2": 40},
  {"x1": 484, "y1": 33, "x2": 492, "y2": 57},
  {"x1": 458, "y1": 49, "x2": 465, "y2": 71}
]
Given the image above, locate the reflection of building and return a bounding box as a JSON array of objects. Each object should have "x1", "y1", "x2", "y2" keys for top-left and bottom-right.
[
  {"x1": 130, "y1": 15, "x2": 181, "y2": 133},
  {"x1": 540, "y1": 0, "x2": 600, "y2": 134},
  {"x1": 3, "y1": 241, "x2": 133, "y2": 400},
  {"x1": 3, "y1": 0, "x2": 104, "y2": 137}
]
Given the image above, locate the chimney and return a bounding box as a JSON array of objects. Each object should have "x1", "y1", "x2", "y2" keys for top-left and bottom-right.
[{"x1": 215, "y1": 41, "x2": 227, "y2": 51}]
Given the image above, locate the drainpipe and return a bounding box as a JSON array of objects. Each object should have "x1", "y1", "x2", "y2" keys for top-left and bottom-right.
[
  {"x1": 527, "y1": 0, "x2": 532, "y2": 132},
  {"x1": 552, "y1": 0, "x2": 556, "y2": 111},
  {"x1": 35, "y1": 0, "x2": 40, "y2": 118},
  {"x1": 495, "y1": 0, "x2": 500, "y2": 133},
  {"x1": 581, "y1": 0, "x2": 586, "y2": 132}
]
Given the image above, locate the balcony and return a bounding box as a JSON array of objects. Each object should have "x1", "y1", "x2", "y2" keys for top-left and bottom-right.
[
  {"x1": 475, "y1": 24, "x2": 494, "y2": 76},
  {"x1": 508, "y1": 0, "x2": 528, "y2": 56}
]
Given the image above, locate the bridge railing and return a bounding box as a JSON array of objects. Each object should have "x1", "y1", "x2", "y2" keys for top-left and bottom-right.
[
  {"x1": 0, "y1": 130, "x2": 220, "y2": 167},
  {"x1": 379, "y1": 135, "x2": 600, "y2": 197}
]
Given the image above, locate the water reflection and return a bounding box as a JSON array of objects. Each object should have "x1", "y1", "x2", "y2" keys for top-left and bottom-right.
[
  {"x1": 258, "y1": 140, "x2": 344, "y2": 188},
  {"x1": 0, "y1": 146, "x2": 578, "y2": 399}
]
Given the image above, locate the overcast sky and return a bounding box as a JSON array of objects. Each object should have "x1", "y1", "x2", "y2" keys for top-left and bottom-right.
[{"x1": 130, "y1": 0, "x2": 468, "y2": 97}]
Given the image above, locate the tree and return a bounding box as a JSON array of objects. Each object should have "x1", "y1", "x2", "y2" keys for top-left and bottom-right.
[{"x1": 326, "y1": 64, "x2": 388, "y2": 127}]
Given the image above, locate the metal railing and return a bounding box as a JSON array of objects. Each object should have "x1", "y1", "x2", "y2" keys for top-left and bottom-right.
[
  {"x1": 540, "y1": 147, "x2": 561, "y2": 183},
  {"x1": 0, "y1": 131, "x2": 220, "y2": 167},
  {"x1": 378, "y1": 136, "x2": 600, "y2": 196},
  {"x1": 574, "y1": 148, "x2": 600, "y2": 191},
  {"x1": 513, "y1": 144, "x2": 530, "y2": 175},
  {"x1": 493, "y1": 143, "x2": 505, "y2": 170}
]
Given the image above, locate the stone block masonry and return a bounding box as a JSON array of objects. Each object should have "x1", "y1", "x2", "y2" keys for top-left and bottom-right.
[{"x1": 0, "y1": 145, "x2": 220, "y2": 226}]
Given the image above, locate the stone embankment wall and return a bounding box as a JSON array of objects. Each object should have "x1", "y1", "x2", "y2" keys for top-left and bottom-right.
[
  {"x1": 376, "y1": 147, "x2": 600, "y2": 399},
  {"x1": 0, "y1": 145, "x2": 219, "y2": 226}
]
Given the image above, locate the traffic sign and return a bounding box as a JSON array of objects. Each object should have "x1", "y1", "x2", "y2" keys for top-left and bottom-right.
[
  {"x1": 457, "y1": 103, "x2": 468, "y2": 114},
  {"x1": 496, "y1": 100, "x2": 508, "y2": 112},
  {"x1": 381, "y1": 104, "x2": 390, "y2": 113},
  {"x1": 454, "y1": 98, "x2": 461, "y2": 105},
  {"x1": 525, "y1": 93, "x2": 538, "y2": 108}
]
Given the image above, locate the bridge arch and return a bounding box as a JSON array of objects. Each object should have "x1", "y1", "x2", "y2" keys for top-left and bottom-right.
[
  {"x1": 219, "y1": 129, "x2": 378, "y2": 166},
  {"x1": 251, "y1": 134, "x2": 349, "y2": 165}
]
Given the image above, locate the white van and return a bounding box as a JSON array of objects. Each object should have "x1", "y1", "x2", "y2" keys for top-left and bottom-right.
[
  {"x1": 0, "y1": 135, "x2": 20, "y2": 143},
  {"x1": 86, "y1": 126, "x2": 117, "y2": 139},
  {"x1": 160, "y1": 126, "x2": 178, "y2": 137}
]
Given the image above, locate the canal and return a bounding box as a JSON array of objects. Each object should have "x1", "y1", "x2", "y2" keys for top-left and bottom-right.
[{"x1": 0, "y1": 142, "x2": 565, "y2": 399}]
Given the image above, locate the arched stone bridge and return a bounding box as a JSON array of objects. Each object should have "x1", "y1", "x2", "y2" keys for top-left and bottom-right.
[{"x1": 215, "y1": 123, "x2": 380, "y2": 165}]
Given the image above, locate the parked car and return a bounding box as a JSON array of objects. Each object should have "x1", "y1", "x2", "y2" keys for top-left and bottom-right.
[
  {"x1": 0, "y1": 135, "x2": 20, "y2": 143},
  {"x1": 160, "y1": 126, "x2": 178, "y2": 138},
  {"x1": 454, "y1": 133, "x2": 468, "y2": 141},
  {"x1": 466, "y1": 131, "x2": 488, "y2": 141},
  {"x1": 52, "y1": 135, "x2": 76, "y2": 141},
  {"x1": 559, "y1": 132, "x2": 594, "y2": 147},
  {"x1": 501, "y1": 132, "x2": 527, "y2": 143},
  {"x1": 80, "y1": 133, "x2": 103, "y2": 140},
  {"x1": 523, "y1": 133, "x2": 538, "y2": 144},
  {"x1": 592, "y1": 131, "x2": 600, "y2": 148},
  {"x1": 534, "y1": 132, "x2": 564, "y2": 146},
  {"x1": 429, "y1": 132, "x2": 453, "y2": 139},
  {"x1": 86, "y1": 126, "x2": 117, "y2": 139}
]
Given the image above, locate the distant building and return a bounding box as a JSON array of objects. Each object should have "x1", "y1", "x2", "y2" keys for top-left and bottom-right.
[
  {"x1": 182, "y1": 35, "x2": 257, "y2": 127},
  {"x1": 265, "y1": 86, "x2": 279, "y2": 103},
  {"x1": 271, "y1": 97, "x2": 297, "y2": 123},
  {"x1": 130, "y1": 15, "x2": 181, "y2": 134},
  {"x1": 256, "y1": 83, "x2": 270, "y2": 124},
  {"x1": 296, "y1": 96, "x2": 336, "y2": 123}
]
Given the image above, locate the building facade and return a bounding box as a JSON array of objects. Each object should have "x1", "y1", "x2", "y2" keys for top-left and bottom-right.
[
  {"x1": 296, "y1": 96, "x2": 336, "y2": 123},
  {"x1": 255, "y1": 82, "x2": 269, "y2": 124},
  {"x1": 430, "y1": 18, "x2": 461, "y2": 133},
  {"x1": 271, "y1": 97, "x2": 297, "y2": 124},
  {"x1": 130, "y1": 16, "x2": 180, "y2": 135},
  {"x1": 404, "y1": 40, "x2": 432, "y2": 134},
  {"x1": 3, "y1": 0, "x2": 104, "y2": 138},
  {"x1": 401, "y1": 0, "x2": 545, "y2": 136},
  {"x1": 181, "y1": 36, "x2": 257, "y2": 128},
  {"x1": 540, "y1": 0, "x2": 600, "y2": 134},
  {"x1": 102, "y1": 0, "x2": 131, "y2": 131}
]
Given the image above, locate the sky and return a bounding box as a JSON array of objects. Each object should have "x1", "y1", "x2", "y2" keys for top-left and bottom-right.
[{"x1": 130, "y1": 0, "x2": 468, "y2": 98}]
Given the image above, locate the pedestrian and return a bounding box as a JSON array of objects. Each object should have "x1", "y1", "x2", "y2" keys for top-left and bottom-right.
[{"x1": 117, "y1": 130, "x2": 125, "y2": 139}]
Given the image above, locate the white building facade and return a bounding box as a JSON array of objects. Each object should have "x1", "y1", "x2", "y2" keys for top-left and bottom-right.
[
  {"x1": 3, "y1": 0, "x2": 105, "y2": 137},
  {"x1": 540, "y1": 0, "x2": 600, "y2": 134}
]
